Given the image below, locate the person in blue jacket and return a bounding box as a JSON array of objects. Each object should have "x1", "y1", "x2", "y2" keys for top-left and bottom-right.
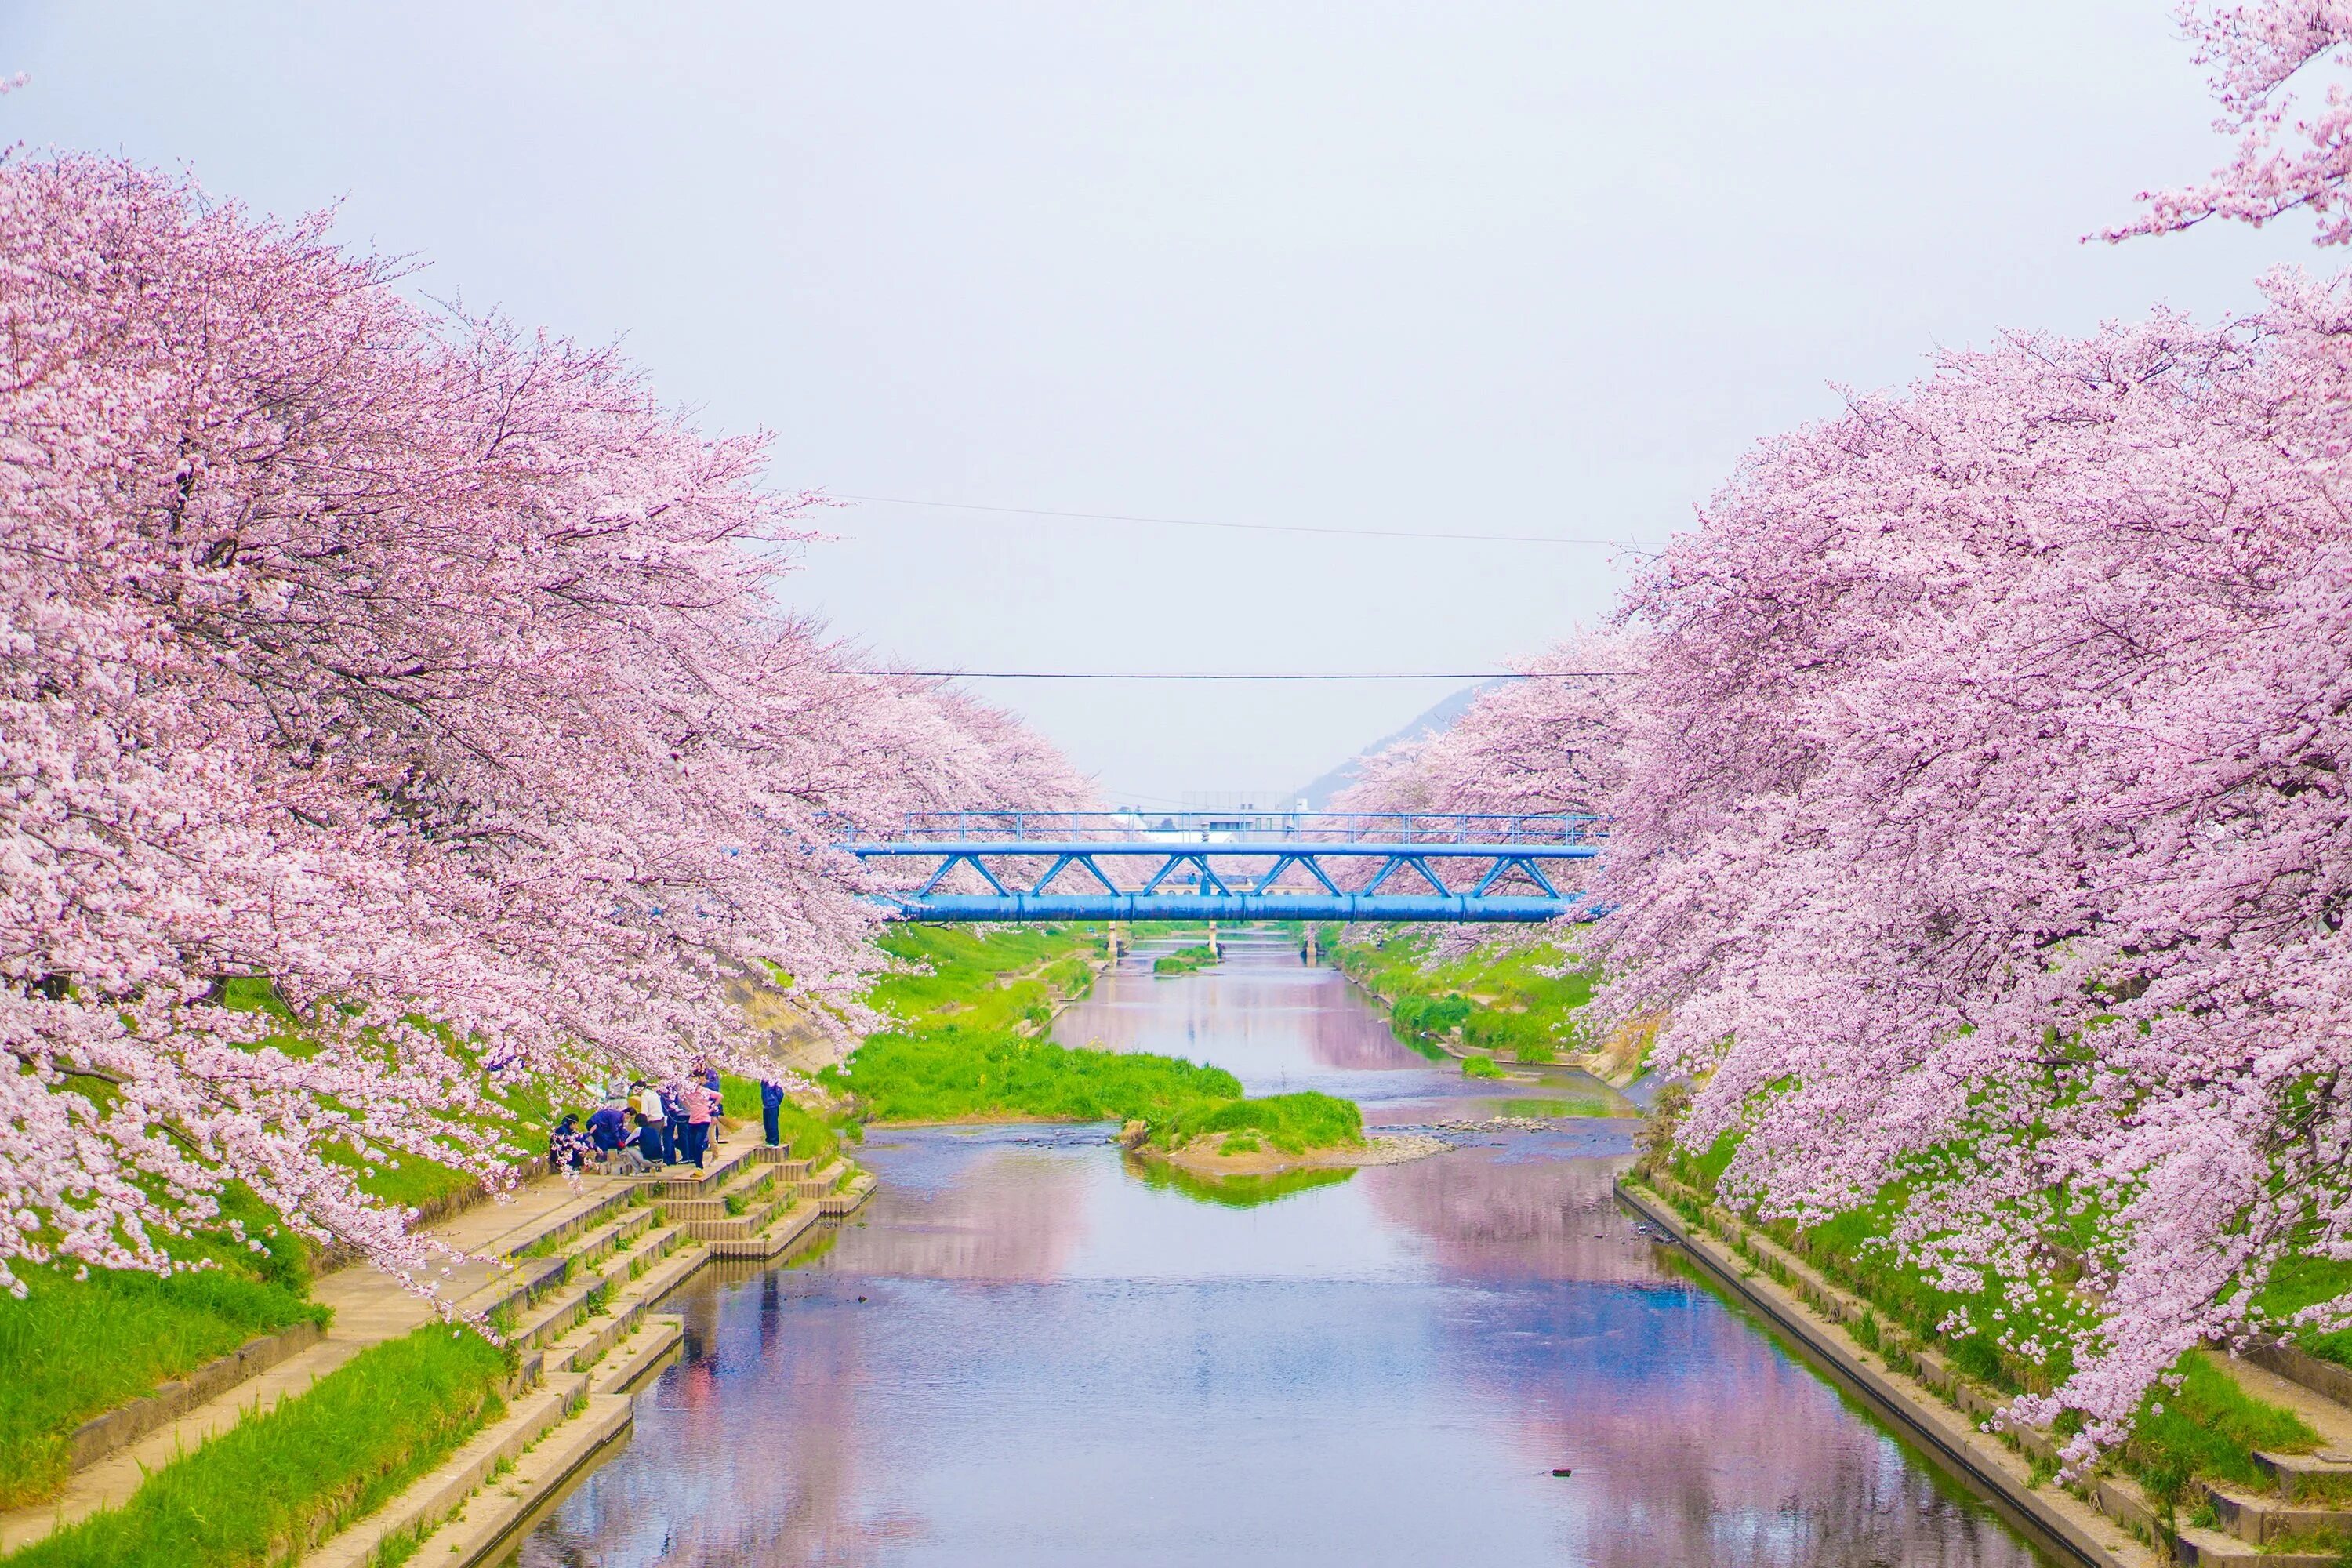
[
  {"x1": 760, "y1": 1078, "x2": 786, "y2": 1148},
  {"x1": 586, "y1": 1098, "x2": 628, "y2": 1156}
]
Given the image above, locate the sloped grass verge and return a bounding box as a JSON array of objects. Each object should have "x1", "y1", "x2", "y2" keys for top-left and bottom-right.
[
  {"x1": 1650, "y1": 1145, "x2": 2319, "y2": 1498},
  {"x1": 1327, "y1": 929, "x2": 1595, "y2": 1065},
  {"x1": 4, "y1": 1324, "x2": 510, "y2": 1568},
  {"x1": 0, "y1": 1190, "x2": 324, "y2": 1510}
]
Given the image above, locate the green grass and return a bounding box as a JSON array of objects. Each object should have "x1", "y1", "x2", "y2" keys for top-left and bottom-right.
[
  {"x1": 1654, "y1": 1141, "x2": 2319, "y2": 1491},
  {"x1": 0, "y1": 1183, "x2": 325, "y2": 1511},
  {"x1": 1462, "y1": 1055, "x2": 1505, "y2": 1080},
  {"x1": 0, "y1": 1264, "x2": 327, "y2": 1509},
  {"x1": 1326, "y1": 929, "x2": 1594, "y2": 1065},
  {"x1": 1152, "y1": 1090, "x2": 1362, "y2": 1154},
  {"x1": 4, "y1": 1323, "x2": 510, "y2": 1568},
  {"x1": 1128, "y1": 1160, "x2": 1356, "y2": 1209},
  {"x1": 826, "y1": 1025, "x2": 1242, "y2": 1125},
  {"x1": 2252, "y1": 1251, "x2": 2352, "y2": 1370},
  {"x1": 831, "y1": 925, "x2": 1363, "y2": 1156},
  {"x1": 866, "y1": 923, "x2": 1105, "y2": 1033},
  {"x1": 1152, "y1": 945, "x2": 1218, "y2": 976},
  {"x1": 2126, "y1": 1351, "x2": 2318, "y2": 1490}
]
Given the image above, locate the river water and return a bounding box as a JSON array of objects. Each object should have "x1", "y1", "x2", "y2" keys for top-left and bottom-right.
[{"x1": 514, "y1": 934, "x2": 2061, "y2": 1567}]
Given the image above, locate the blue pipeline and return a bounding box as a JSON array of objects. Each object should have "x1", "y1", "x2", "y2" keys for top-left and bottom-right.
[{"x1": 884, "y1": 893, "x2": 1590, "y2": 923}]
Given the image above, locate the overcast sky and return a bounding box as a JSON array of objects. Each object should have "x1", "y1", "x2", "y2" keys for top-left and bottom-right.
[{"x1": 0, "y1": 2, "x2": 2314, "y2": 805}]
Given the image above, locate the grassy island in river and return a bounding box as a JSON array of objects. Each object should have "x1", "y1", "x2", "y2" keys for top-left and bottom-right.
[{"x1": 826, "y1": 924, "x2": 1365, "y2": 1160}]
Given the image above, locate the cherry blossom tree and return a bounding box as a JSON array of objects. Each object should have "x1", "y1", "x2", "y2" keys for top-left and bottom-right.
[
  {"x1": 1, "y1": 154, "x2": 1083, "y2": 1298},
  {"x1": 1592, "y1": 282, "x2": 2352, "y2": 1466},
  {"x1": 1332, "y1": 637, "x2": 1632, "y2": 946},
  {"x1": 1327, "y1": 0, "x2": 2352, "y2": 1470},
  {"x1": 2109, "y1": 2, "x2": 2352, "y2": 244}
]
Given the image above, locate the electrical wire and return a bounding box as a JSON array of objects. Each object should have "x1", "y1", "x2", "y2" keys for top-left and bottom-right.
[
  {"x1": 827, "y1": 492, "x2": 1663, "y2": 551},
  {"x1": 843, "y1": 670, "x2": 1624, "y2": 681}
]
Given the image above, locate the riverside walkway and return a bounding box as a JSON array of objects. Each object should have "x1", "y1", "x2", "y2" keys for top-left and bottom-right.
[{"x1": 841, "y1": 810, "x2": 1602, "y2": 923}]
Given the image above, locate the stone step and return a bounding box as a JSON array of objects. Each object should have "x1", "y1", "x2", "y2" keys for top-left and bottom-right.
[
  {"x1": 592, "y1": 1314, "x2": 684, "y2": 1395},
  {"x1": 453, "y1": 1196, "x2": 665, "y2": 1330},
  {"x1": 504, "y1": 1225, "x2": 688, "y2": 1354},
  {"x1": 2204, "y1": 1480, "x2": 2352, "y2": 1549},
  {"x1": 2172, "y1": 1525, "x2": 2342, "y2": 1567},
  {"x1": 556, "y1": 1203, "x2": 655, "y2": 1272},
  {"x1": 543, "y1": 1241, "x2": 702, "y2": 1378},
  {"x1": 679, "y1": 1183, "x2": 801, "y2": 1243},
  {"x1": 818, "y1": 1171, "x2": 876, "y2": 1218},
  {"x1": 631, "y1": 1140, "x2": 769, "y2": 1198},
  {"x1": 330, "y1": 1391, "x2": 635, "y2": 1568},
  {"x1": 707, "y1": 1199, "x2": 827, "y2": 1260},
  {"x1": 663, "y1": 1167, "x2": 787, "y2": 1223},
  {"x1": 2241, "y1": 1340, "x2": 2352, "y2": 1427},
  {"x1": 298, "y1": 1370, "x2": 596, "y2": 1568},
  {"x1": 456, "y1": 1178, "x2": 645, "y2": 1262}
]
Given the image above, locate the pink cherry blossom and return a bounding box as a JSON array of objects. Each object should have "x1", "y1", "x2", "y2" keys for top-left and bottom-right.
[
  {"x1": 1, "y1": 154, "x2": 1084, "y2": 1301},
  {"x1": 2110, "y1": 2, "x2": 2352, "y2": 244}
]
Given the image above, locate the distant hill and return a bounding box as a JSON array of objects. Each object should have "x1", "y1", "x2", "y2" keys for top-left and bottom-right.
[{"x1": 1294, "y1": 682, "x2": 1499, "y2": 808}]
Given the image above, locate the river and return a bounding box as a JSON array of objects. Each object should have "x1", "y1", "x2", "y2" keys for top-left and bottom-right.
[{"x1": 513, "y1": 931, "x2": 2063, "y2": 1567}]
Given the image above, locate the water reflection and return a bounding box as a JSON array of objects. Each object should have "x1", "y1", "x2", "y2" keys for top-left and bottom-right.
[
  {"x1": 517, "y1": 942, "x2": 2057, "y2": 1568},
  {"x1": 1123, "y1": 1152, "x2": 1356, "y2": 1209}
]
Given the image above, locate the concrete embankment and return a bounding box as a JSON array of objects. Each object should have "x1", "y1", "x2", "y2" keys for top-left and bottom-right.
[
  {"x1": 1617, "y1": 1174, "x2": 2164, "y2": 1568},
  {"x1": 1622, "y1": 1171, "x2": 2352, "y2": 1568}
]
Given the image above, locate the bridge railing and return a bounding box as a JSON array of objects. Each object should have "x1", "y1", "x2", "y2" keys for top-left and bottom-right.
[
  {"x1": 833, "y1": 810, "x2": 1607, "y2": 923},
  {"x1": 883, "y1": 810, "x2": 1604, "y2": 845}
]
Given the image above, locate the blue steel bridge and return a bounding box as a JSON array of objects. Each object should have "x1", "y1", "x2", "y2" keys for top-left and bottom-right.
[{"x1": 840, "y1": 811, "x2": 1601, "y2": 924}]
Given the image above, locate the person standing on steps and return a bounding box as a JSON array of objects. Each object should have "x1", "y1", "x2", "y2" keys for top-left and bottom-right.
[
  {"x1": 760, "y1": 1077, "x2": 785, "y2": 1149},
  {"x1": 681, "y1": 1073, "x2": 716, "y2": 1171},
  {"x1": 660, "y1": 1077, "x2": 688, "y2": 1166},
  {"x1": 701, "y1": 1062, "x2": 726, "y2": 1144}
]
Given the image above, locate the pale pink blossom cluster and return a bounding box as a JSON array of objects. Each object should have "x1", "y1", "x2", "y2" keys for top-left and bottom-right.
[
  {"x1": 1, "y1": 156, "x2": 1084, "y2": 1298},
  {"x1": 1341, "y1": 635, "x2": 1632, "y2": 822},
  {"x1": 1334, "y1": 636, "x2": 1631, "y2": 949},
  {"x1": 2110, "y1": 2, "x2": 2352, "y2": 243},
  {"x1": 1592, "y1": 284, "x2": 2352, "y2": 1466}
]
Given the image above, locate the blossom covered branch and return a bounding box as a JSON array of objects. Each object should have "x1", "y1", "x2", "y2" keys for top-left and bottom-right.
[{"x1": 0, "y1": 155, "x2": 1085, "y2": 1297}]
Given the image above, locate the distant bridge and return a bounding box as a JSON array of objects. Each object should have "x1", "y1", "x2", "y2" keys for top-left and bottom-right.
[{"x1": 840, "y1": 811, "x2": 1601, "y2": 923}]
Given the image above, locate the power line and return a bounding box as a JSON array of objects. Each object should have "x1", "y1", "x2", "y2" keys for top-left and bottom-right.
[
  {"x1": 845, "y1": 670, "x2": 1624, "y2": 681},
  {"x1": 827, "y1": 492, "x2": 1663, "y2": 551}
]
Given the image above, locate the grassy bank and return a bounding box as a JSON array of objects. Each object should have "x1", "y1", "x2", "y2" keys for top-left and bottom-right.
[
  {"x1": 4, "y1": 1323, "x2": 510, "y2": 1568},
  {"x1": 1152, "y1": 945, "x2": 1218, "y2": 976},
  {"x1": 0, "y1": 1186, "x2": 325, "y2": 1510},
  {"x1": 717, "y1": 1075, "x2": 844, "y2": 1162},
  {"x1": 831, "y1": 924, "x2": 1363, "y2": 1156},
  {"x1": 1324, "y1": 929, "x2": 1599, "y2": 1068},
  {"x1": 1642, "y1": 1139, "x2": 2321, "y2": 1504}
]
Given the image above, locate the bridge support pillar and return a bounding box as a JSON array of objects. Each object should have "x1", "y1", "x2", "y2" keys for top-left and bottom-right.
[
  {"x1": 1301, "y1": 926, "x2": 1319, "y2": 964},
  {"x1": 1106, "y1": 922, "x2": 1124, "y2": 960},
  {"x1": 1207, "y1": 920, "x2": 1221, "y2": 959}
]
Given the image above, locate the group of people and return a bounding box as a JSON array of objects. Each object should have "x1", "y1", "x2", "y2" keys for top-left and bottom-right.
[{"x1": 547, "y1": 1067, "x2": 793, "y2": 1178}]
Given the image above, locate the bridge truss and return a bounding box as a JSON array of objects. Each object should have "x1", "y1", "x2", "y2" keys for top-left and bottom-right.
[{"x1": 840, "y1": 811, "x2": 1602, "y2": 923}]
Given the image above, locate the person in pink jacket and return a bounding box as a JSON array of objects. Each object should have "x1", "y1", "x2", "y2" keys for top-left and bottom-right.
[{"x1": 681, "y1": 1072, "x2": 717, "y2": 1171}]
